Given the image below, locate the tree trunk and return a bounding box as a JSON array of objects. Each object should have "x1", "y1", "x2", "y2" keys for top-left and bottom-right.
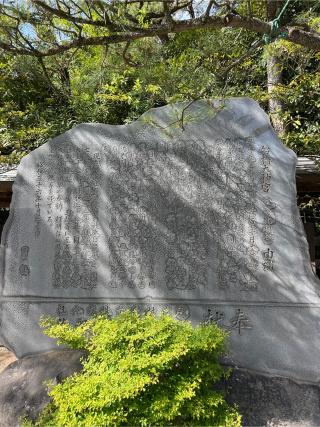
[
  {"x1": 266, "y1": 0, "x2": 286, "y2": 136},
  {"x1": 267, "y1": 54, "x2": 286, "y2": 135}
]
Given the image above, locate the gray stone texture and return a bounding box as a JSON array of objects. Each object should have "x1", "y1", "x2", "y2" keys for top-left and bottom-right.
[
  {"x1": 1, "y1": 97, "x2": 319, "y2": 383},
  {"x1": 218, "y1": 367, "x2": 320, "y2": 427},
  {"x1": 0, "y1": 349, "x2": 85, "y2": 427}
]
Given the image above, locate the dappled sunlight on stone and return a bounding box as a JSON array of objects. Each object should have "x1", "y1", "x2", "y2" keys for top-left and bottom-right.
[{"x1": 0, "y1": 98, "x2": 319, "y2": 383}]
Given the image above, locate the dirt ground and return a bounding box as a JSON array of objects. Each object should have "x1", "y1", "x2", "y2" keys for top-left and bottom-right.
[{"x1": 0, "y1": 346, "x2": 16, "y2": 374}]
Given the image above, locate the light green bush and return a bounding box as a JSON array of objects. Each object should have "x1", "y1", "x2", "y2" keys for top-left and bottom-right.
[{"x1": 28, "y1": 310, "x2": 241, "y2": 427}]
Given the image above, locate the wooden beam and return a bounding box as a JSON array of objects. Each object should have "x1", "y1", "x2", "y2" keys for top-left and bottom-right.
[
  {"x1": 0, "y1": 182, "x2": 13, "y2": 193},
  {"x1": 296, "y1": 174, "x2": 320, "y2": 193}
]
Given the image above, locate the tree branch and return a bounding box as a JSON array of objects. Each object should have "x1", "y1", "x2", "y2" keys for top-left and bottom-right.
[
  {"x1": 1, "y1": 9, "x2": 320, "y2": 57},
  {"x1": 288, "y1": 26, "x2": 320, "y2": 51},
  {"x1": 32, "y1": 0, "x2": 116, "y2": 29}
]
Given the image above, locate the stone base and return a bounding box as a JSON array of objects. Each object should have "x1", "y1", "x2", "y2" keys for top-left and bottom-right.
[
  {"x1": 0, "y1": 349, "x2": 85, "y2": 427},
  {"x1": 0, "y1": 346, "x2": 16, "y2": 374},
  {"x1": 218, "y1": 367, "x2": 320, "y2": 426},
  {"x1": 1, "y1": 352, "x2": 320, "y2": 427}
]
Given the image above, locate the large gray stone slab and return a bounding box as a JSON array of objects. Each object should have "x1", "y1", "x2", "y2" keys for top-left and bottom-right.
[{"x1": 1, "y1": 98, "x2": 320, "y2": 382}]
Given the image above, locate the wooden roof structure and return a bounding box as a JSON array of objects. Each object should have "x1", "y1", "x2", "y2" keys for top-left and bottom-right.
[
  {"x1": 0, "y1": 157, "x2": 319, "y2": 209},
  {"x1": 0, "y1": 165, "x2": 17, "y2": 209},
  {"x1": 295, "y1": 156, "x2": 320, "y2": 193}
]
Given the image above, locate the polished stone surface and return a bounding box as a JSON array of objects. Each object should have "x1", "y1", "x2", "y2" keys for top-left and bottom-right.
[{"x1": 1, "y1": 98, "x2": 320, "y2": 382}]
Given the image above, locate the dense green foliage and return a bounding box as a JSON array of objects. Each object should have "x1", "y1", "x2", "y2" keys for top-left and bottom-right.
[
  {"x1": 299, "y1": 195, "x2": 320, "y2": 233},
  {"x1": 26, "y1": 311, "x2": 241, "y2": 427},
  {"x1": 0, "y1": 1, "x2": 319, "y2": 163}
]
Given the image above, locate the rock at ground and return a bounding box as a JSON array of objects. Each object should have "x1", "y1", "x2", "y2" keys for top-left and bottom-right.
[
  {"x1": 0, "y1": 349, "x2": 319, "y2": 427},
  {"x1": 218, "y1": 367, "x2": 320, "y2": 427},
  {"x1": 0, "y1": 349, "x2": 85, "y2": 427},
  {"x1": 0, "y1": 347, "x2": 16, "y2": 374}
]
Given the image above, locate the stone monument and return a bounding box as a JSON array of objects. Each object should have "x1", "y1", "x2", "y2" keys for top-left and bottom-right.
[{"x1": 1, "y1": 98, "x2": 320, "y2": 383}]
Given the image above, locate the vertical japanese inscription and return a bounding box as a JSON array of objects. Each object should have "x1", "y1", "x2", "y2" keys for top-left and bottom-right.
[
  {"x1": 34, "y1": 161, "x2": 44, "y2": 238},
  {"x1": 214, "y1": 137, "x2": 259, "y2": 291},
  {"x1": 260, "y1": 146, "x2": 276, "y2": 272},
  {"x1": 50, "y1": 145, "x2": 101, "y2": 289},
  {"x1": 260, "y1": 146, "x2": 271, "y2": 192},
  {"x1": 106, "y1": 140, "x2": 158, "y2": 290},
  {"x1": 43, "y1": 125, "x2": 275, "y2": 295},
  {"x1": 19, "y1": 245, "x2": 30, "y2": 277},
  {"x1": 104, "y1": 131, "x2": 262, "y2": 294}
]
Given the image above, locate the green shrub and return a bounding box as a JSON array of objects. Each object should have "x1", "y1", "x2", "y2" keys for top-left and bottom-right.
[{"x1": 28, "y1": 310, "x2": 241, "y2": 427}]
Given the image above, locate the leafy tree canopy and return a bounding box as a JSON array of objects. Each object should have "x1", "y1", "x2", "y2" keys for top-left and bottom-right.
[
  {"x1": 1, "y1": 0, "x2": 320, "y2": 55},
  {"x1": 0, "y1": 0, "x2": 319, "y2": 162}
]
